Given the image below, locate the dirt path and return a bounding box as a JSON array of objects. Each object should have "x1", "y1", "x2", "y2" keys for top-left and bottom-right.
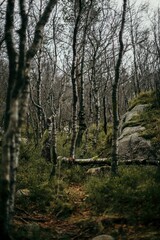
[{"x1": 14, "y1": 184, "x2": 160, "y2": 240}]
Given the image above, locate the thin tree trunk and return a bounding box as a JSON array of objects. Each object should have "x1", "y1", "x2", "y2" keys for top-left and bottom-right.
[
  {"x1": 90, "y1": 45, "x2": 100, "y2": 146},
  {"x1": 76, "y1": 0, "x2": 93, "y2": 146},
  {"x1": 50, "y1": 115, "x2": 58, "y2": 177},
  {"x1": 37, "y1": 48, "x2": 43, "y2": 141},
  {"x1": 70, "y1": 0, "x2": 82, "y2": 159},
  {"x1": 103, "y1": 96, "x2": 107, "y2": 135},
  {"x1": 111, "y1": 0, "x2": 127, "y2": 175},
  {"x1": 129, "y1": 0, "x2": 140, "y2": 95}
]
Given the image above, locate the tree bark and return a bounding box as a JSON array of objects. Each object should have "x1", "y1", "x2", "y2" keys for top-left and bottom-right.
[
  {"x1": 76, "y1": 0, "x2": 93, "y2": 146},
  {"x1": 70, "y1": 0, "x2": 82, "y2": 159},
  {"x1": 111, "y1": 0, "x2": 127, "y2": 175},
  {"x1": 61, "y1": 158, "x2": 159, "y2": 166},
  {"x1": 47, "y1": 115, "x2": 58, "y2": 178},
  {"x1": 128, "y1": 1, "x2": 140, "y2": 95},
  {"x1": 103, "y1": 96, "x2": 107, "y2": 135}
]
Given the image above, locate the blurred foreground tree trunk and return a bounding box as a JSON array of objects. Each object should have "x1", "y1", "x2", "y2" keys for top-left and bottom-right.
[{"x1": 0, "y1": 0, "x2": 57, "y2": 239}]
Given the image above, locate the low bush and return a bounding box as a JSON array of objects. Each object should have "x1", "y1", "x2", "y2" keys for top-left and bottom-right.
[
  {"x1": 62, "y1": 165, "x2": 87, "y2": 184},
  {"x1": 85, "y1": 166, "x2": 160, "y2": 223}
]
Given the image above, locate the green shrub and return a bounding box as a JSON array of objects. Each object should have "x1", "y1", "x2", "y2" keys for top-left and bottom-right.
[
  {"x1": 53, "y1": 198, "x2": 75, "y2": 219},
  {"x1": 29, "y1": 182, "x2": 54, "y2": 210},
  {"x1": 63, "y1": 165, "x2": 87, "y2": 184},
  {"x1": 85, "y1": 166, "x2": 160, "y2": 223},
  {"x1": 85, "y1": 176, "x2": 111, "y2": 213},
  {"x1": 17, "y1": 142, "x2": 52, "y2": 189},
  {"x1": 13, "y1": 223, "x2": 56, "y2": 240},
  {"x1": 13, "y1": 223, "x2": 41, "y2": 240}
]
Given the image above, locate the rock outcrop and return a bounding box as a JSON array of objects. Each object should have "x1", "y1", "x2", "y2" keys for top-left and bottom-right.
[{"x1": 118, "y1": 104, "x2": 156, "y2": 161}]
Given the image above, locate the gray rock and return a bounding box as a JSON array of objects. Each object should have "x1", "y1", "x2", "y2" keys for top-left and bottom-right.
[
  {"x1": 119, "y1": 126, "x2": 145, "y2": 139},
  {"x1": 125, "y1": 104, "x2": 149, "y2": 122},
  {"x1": 87, "y1": 166, "x2": 111, "y2": 175},
  {"x1": 119, "y1": 104, "x2": 149, "y2": 134},
  {"x1": 118, "y1": 104, "x2": 156, "y2": 161},
  {"x1": 92, "y1": 235, "x2": 114, "y2": 240},
  {"x1": 118, "y1": 133, "x2": 154, "y2": 161},
  {"x1": 16, "y1": 189, "x2": 30, "y2": 197}
]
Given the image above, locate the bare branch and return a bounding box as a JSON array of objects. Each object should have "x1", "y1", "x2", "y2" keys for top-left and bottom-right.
[{"x1": 26, "y1": 0, "x2": 58, "y2": 64}]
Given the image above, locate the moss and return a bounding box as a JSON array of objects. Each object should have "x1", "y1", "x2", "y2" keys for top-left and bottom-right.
[
  {"x1": 140, "y1": 130, "x2": 156, "y2": 140},
  {"x1": 138, "y1": 108, "x2": 160, "y2": 145},
  {"x1": 122, "y1": 120, "x2": 141, "y2": 130},
  {"x1": 128, "y1": 91, "x2": 156, "y2": 110},
  {"x1": 127, "y1": 91, "x2": 160, "y2": 147}
]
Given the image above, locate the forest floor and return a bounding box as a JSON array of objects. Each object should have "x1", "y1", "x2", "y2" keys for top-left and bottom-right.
[{"x1": 13, "y1": 183, "x2": 160, "y2": 240}]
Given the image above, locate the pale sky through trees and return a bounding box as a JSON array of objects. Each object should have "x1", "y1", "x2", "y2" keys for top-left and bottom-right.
[{"x1": 116, "y1": 0, "x2": 159, "y2": 8}]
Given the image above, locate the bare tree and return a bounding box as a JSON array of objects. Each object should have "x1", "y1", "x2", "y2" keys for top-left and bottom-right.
[
  {"x1": 76, "y1": 0, "x2": 93, "y2": 146},
  {"x1": 69, "y1": 0, "x2": 83, "y2": 160},
  {"x1": 111, "y1": 0, "x2": 127, "y2": 175}
]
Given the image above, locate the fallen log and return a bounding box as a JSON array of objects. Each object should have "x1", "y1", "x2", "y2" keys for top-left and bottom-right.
[
  {"x1": 119, "y1": 159, "x2": 159, "y2": 166},
  {"x1": 61, "y1": 157, "x2": 111, "y2": 165},
  {"x1": 59, "y1": 157, "x2": 159, "y2": 166}
]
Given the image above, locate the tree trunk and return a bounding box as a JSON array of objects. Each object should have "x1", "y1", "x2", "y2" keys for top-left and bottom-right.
[
  {"x1": 37, "y1": 48, "x2": 43, "y2": 142},
  {"x1": 129, "y1": 1, "x2": 140, "y2": 95},
  {"x1": 76, "y1": 1, "x2": 93, "y2": 146},
  {"x1": 90, "y1": 46, "x2": 100, "y2": 147},
  {"x1": 50, "y1": 115, "x2": 58, "y2": 178},
  {"x1": 103, "y1": 96, "x2": 107, "y2": 135},
  {"x1": 111, "y1": 0, "x2": 127, "y2": 175},
  {"x1": 70, "y1": 0, "x2": 82, "y2": 159}
]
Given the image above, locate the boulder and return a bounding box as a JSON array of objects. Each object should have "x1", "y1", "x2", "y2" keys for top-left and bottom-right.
[
  {"x1": 118, "y1": 104, "x2": 156, "y2": 161},
  {"x1": 92, "y1": 235, "x2": 114, "y2": 240},
  {"x1": 119, "y1": 104, "x2": 149, "y2": 134},
  {"x1": 16, "y1": 189, "x2": 30, "y2": 197},
  {"x1": 86, "y1": 166, "x2": 111, "y2": 175}
]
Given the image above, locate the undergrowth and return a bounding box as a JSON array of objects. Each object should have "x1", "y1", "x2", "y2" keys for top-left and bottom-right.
[
  {"x1": 85, "y1": 166, "x2": 160, "y2": 224},
  {"x1": 17, "y1": 141, "x2": 160, "y2": 226},
  {"x1": 11, "y1": 90, "x2": 160, "y2": 239},
  {"x1": 16, "y1": 142, "x2": 87, "y2": 214},
  {"x1": 56, "y1": 123, "x2": 112, "y2": 159}
]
